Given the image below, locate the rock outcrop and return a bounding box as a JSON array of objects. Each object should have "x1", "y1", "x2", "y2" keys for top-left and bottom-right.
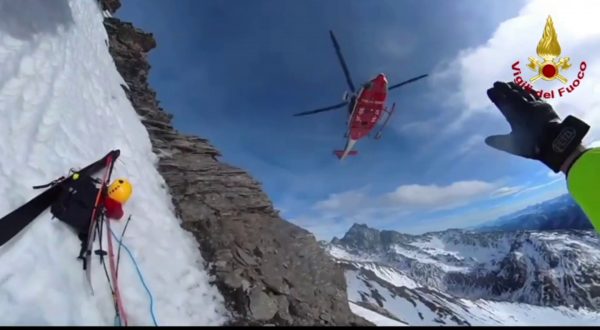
[{"x1": 99, "y1": 0, "x2": 371, "y2": 326}]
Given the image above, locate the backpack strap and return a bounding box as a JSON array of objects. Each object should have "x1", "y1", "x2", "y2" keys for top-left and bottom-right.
[
  {"x1": 33, "y1": 176, "x2": 67, "y2": 190},
  {"x1": 76, "y1": 211, "x2": 107, "y2": 271},
  {"x1": 77, "y1": 232, "x2": 90, "y2": 270},
  {"x1": 33, "y1": 168, "x2": 102, "y2": 190}
]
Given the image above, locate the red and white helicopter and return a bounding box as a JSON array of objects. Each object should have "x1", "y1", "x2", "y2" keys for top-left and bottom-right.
[{"x1": 293, "y1": 30, "x2": 428, "y2": 160}]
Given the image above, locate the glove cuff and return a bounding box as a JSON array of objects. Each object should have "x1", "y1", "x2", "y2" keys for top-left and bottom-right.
[{"x1": 540, "y1": 115, "x2": 590, "y2": 172}]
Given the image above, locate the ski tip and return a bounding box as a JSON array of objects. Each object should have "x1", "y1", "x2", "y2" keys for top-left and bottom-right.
[{"x1": 108, "y1": 149, "x2": 121, "y2": 159}]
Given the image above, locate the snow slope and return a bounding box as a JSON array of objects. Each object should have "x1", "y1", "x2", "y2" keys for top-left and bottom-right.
[
  {"x1": 327, "y1": 224, "x2": 600, "y2": 325},
  {"x1": 330, "y1": 225, "x2": 600, "y2": 309},
  {"x1": 345, "y1": 268, "x2": 600, "y2": 325},
  {"x1": 348, "y1": 302, "x2": 406, "y2": 326},
  {"x1": 338, "y1": 255, "x2": 600, "y2": 326},
  {"x1": 0, "y1": 0, "x2": 226, "y2": 326}
]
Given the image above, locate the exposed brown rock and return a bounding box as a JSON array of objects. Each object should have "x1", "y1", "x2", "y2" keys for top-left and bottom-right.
[
  {"x1": 100, "y1": 0, "x2": 372, "y2": 325},
  {"x1": 98, "y1": 0, "x2": 121, "y2": 14}
]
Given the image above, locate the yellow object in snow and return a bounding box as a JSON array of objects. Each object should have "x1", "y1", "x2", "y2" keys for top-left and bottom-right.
[{"x1": 108, "y1": 178, "x2": 133, "y2": 204}]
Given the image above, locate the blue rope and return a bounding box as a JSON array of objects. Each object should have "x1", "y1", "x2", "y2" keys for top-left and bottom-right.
[{"x1": 109, "y1": 228, "x2": 159, "y2": 326}]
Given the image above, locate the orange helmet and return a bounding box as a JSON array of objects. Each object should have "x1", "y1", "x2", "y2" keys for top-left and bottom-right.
[{"x1": 107, "y1": 178, "x2": 133, "y2": 204}]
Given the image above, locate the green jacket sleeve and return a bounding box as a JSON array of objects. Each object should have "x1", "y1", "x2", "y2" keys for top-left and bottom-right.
[{"x1": 567, "y1": 148, "x2": 600, "y2": 233}]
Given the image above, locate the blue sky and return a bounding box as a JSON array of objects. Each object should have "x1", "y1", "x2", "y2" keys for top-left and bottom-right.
[{"x1": 116, "y1": 0, "x2": 582, "y2": 240}]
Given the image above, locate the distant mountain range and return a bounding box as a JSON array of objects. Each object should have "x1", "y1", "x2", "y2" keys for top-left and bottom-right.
[
  {"x1": 324, "y1": 224, "x2": 600, "y2": 325},
  {"x1": 475, "y1": 194, "x2": 593, "y2": 232},
  {"x1": 322, "y1": 193, "x2": 600, "y2": 325}
]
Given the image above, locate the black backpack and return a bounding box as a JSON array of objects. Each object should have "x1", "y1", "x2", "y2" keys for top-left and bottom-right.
[
  {"x1": 50, "y1": 173, "x2": 107, "y2": 269},
  {"x1": 51, "y1": 174, "x2": 101, "y2": 237}
]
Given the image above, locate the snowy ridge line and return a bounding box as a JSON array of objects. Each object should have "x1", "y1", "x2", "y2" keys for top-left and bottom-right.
[
  {"x1": 326, "y1": 224, "x2": 600, "y2": 325},
  {"x1": 0, "y1": 0, "x2": 226, "y2": 325},
  {"x1": 332, "y1": 258, "x2": 420, "y2": 290},
  {"x1": 343, "y1": 258, "x2": 600, "y2": 326}
]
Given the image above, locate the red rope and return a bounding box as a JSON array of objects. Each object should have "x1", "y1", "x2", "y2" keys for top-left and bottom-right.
[{"x1": 106, "y1": 216, "x2": 128, "y2": 325}]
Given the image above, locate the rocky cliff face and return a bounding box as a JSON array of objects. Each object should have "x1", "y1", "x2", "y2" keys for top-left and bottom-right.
[{"x1": 98, "y1": 1, "x2": 370, "y2": 326}]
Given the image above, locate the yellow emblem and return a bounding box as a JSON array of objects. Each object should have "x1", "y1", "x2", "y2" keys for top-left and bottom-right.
[{"x1": 527, "y1": 15, "x2": 571, "y2": 84}]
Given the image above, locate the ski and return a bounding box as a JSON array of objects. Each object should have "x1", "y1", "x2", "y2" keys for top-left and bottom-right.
[
  {"x1": 83, "y1": 153, "x2": 117, "y2": 294},
  {"x1": 0, "y1": 150, "x2": 121, "y2": 247}
]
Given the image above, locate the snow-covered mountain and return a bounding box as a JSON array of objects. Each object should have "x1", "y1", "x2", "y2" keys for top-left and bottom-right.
[
  {"x1": 325, "y1": 224, "x2": 600, "y2": 325},
  {"x1": 476, "y1": 194, "x2": 593, "y2": 232}
]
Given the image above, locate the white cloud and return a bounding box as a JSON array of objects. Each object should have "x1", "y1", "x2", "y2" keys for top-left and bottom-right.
[
  {"x1": 413, "y1": 185, "x2": 569, "y2": 233},
  {"x1": 287, "y1": 1, "x2": 600, "y2": 240},
  {"x1": 313, "y1": 188, "x2": 369, "y2": 213},
  {"x1": 437, "y1": 0, "x2": 600, "y2": 143},
  {"x1": 384, "y1": 180, "x2": 496, "y2": 208},
  {"x1": 396, "y1": 120, "x2": 435, "y2": 137},
  {"x1": 306, "y1": 175, "x2": 561, "y2": 229},
  {"x1": 312, "y1": 180, "x2": 505, "y2": 219},
  {"x1": 293, "y1": 179, "x2": 568, "y2": 240},
  {"x1": 491, "y1": 185, "x2": 525, "y2": 197},
  {"x1": 515, "y1": 177, "x2": 566, "y2": 196},
  {"x1": 457, "y1": 134, "x2": 485, "y2": 156}
]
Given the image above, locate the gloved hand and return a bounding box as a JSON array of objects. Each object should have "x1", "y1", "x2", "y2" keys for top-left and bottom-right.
[{"x1": 485, "y1": 81, "x2": 590, "y2": 173}]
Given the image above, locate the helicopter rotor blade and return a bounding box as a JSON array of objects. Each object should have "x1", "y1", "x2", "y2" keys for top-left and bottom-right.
[
  {"x1": 388, "y1": 74, "x2": 428, "y2": 90},
  {"x1": 293, "y1": 102, "x2": 348, "y2": 117},
  {"x1": 329, "y1": 30, "x2": 356, "y2": 93}
]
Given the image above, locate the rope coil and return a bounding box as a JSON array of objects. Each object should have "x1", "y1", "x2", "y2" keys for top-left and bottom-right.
[{"x1": 110, "y1": 226, "x2": 158, "y2": 326}]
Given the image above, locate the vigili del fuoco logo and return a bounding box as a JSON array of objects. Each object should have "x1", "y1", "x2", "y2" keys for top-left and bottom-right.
[{"x1": 511, "y1": 15, "x2": 587, "y2": 99}]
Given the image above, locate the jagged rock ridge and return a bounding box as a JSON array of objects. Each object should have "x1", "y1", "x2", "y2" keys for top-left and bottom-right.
[
  {"x1": 330, "y1": 223, "x2": 600, "y2": 310},
  {"x1": 325, "y1": 224, "x2": 600, "y2": 325},
  {"x1": 99, "y1": 0, "x2": 371, "y2": 326}
]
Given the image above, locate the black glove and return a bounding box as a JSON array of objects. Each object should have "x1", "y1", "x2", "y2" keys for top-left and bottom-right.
[{"x1": 485, "y1": 81, "x2": 590, "y2": 173}]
